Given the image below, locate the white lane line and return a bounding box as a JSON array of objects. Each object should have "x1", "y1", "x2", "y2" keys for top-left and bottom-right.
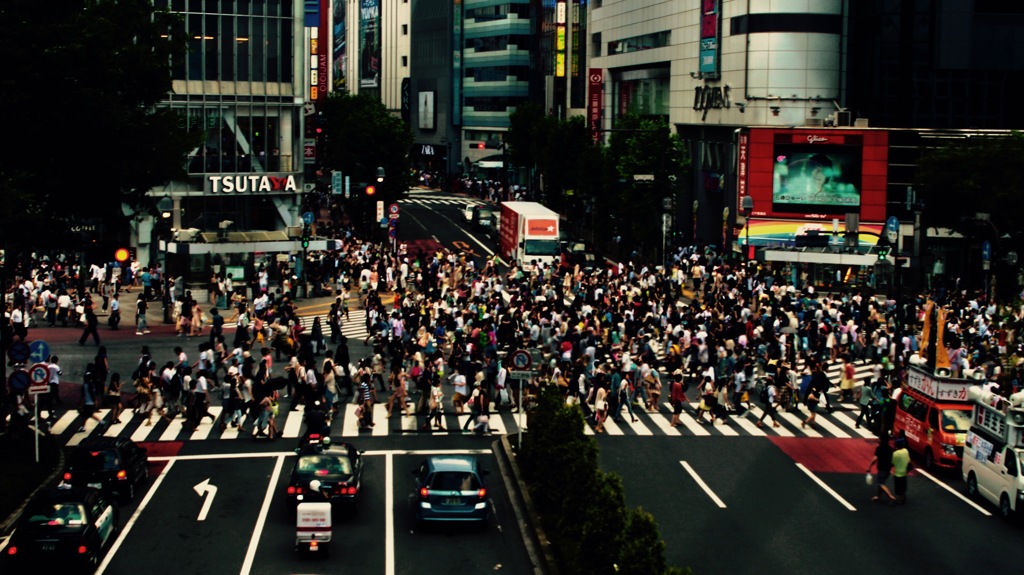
[
  {"x1": 240, "y1": 455, "x2": 286, "y2": 575},
  {"x1": 916, "y1": 468, "x2": 993, "y2": 516},
  {"x1": 680, "y1": 461, "x2": 727, "y2": 508},
  {"x1": 385, "y1": 452, "x2": 395, "y2": 575},
  {"x1": 96, "y1": 460, "x2": 176, "y2": 575},
  {"x1": 795, "y1": 463, "x2": 857, "y2": 511}
]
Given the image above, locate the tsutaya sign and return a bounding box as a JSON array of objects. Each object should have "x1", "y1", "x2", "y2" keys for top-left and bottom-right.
[{"x1": 207, "y1": 175, "x2": 298, "y2": 193}]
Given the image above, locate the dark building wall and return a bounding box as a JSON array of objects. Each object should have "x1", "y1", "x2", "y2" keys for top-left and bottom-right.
[{"x1": 846, "y1": 0, "x2": 1024, "y2": 129}]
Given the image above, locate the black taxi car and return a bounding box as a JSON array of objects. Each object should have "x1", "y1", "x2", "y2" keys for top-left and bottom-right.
[
  {"x1": 63, "y1": 436, "x2": 149, "y2": 503},
  {"x1": 286, "y1": 442, "x2": 364, "y2": 511},
  {"x1": 5, "y1": 487, "x2": 119, "y2": 571}
]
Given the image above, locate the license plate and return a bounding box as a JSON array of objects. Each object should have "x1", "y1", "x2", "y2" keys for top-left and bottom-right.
[
  {"x1": 443, "y1": 497, "x2": 462, "y2": 506},
  {"x1": 88, "y1": 482, "x2": 103, "y2": 489},
  {"x1": 41, "y1": 544, "x2": 56, "y2": 551}
]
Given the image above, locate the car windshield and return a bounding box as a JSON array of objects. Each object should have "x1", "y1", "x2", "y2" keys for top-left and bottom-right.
[
  {"x1": 70, "y1": 450, "x2": 120, "y2": 472},
  {"x1": 297, "y1": 455, "x2": 352, "y2": 476},
  {"x1": 477, "y1": 208, "x2": 493, "y2": 218},
  {"x1": 524, "y1": 239, "x2": 559, "y2": 256},
  {"x1": 941, "y1": 409, "x2": 972, "y2": 433},
  {"x1": 25, "y1": 503, "x2": 86, "y2": 526},
  {"x1": 429, "y1": 471, "x2": 480, "y2": 491}
]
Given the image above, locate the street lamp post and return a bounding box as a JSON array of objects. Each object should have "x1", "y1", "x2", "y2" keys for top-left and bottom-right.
[
  {"x1": 157, "y1": 196, "x2": 174, "y2": 324},
  {"x1": 741, "y1": 195, "x2": 754, "y2": 268}
]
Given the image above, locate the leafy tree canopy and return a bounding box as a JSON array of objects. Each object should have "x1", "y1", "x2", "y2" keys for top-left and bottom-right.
[
  {"x1": 0, "y1": 0, "x2": 197, "y2": 245},
  {"x1": 321, "y1": 91, "x2": 414, "y2": 206},
  {"x1": 914, "y1": 131, "x2": 1024, "y2": 239}
]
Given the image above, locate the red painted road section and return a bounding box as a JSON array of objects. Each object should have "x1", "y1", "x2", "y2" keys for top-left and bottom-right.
[
  {"x1": 401, "y1": 238, "x2": 445, "y2": 258},
  {"x1": 140, "y1": 441, "x2": 183, "y2": 476},
  {"x1": 769, "y1": 437, "x2": 879, "y2": 474}
]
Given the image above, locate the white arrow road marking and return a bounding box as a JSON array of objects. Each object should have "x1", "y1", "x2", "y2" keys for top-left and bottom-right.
[{"x1": 193, "y1": 478, "x2": 218, "y2": 521}]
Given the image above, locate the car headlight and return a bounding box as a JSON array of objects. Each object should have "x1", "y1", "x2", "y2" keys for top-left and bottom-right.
[
  {"x1": 420, "y1": 502, "x2": 432, "y2": 509},
  {"x1": 1017, "y1": 489, "x2": 1024, "y2": 500},
  {"x1": 474, "y1": 502, "x2": 487, "y2": 510},
  {"x1": 942, "y1": 443, "x2": 957, "y2": 455}
]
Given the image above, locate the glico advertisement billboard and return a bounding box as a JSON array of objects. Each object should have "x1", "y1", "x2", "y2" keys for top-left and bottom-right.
[{"x1": 738, "y1": 128, "x2": 888, "y2": 244}]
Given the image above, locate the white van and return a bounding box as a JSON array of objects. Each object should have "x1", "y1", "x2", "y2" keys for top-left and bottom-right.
[
  {"x1": 961, "y1": 386, "x2": 1024, "y2": 520},
  {"x1": 963, "y1": 429, "x2": 1024, "y2": 519}
]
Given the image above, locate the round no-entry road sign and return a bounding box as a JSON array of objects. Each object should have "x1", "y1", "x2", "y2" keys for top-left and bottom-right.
[
  {"x1": 509, "y1": 349, "x2": 532, "y2": 371},
  {"x1": 30, "y1": 363, "x2": 49, "y2": 384},
  {"x1": 389, "y1": 203, "x2": 400, "y2": 215}
]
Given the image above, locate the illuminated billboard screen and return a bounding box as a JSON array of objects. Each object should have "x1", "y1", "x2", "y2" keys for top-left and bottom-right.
[{"x1": 771, "y1": 144, "x2": 862, "y2": 214}]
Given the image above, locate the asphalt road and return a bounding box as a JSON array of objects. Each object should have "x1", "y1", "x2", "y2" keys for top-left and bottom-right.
[
  {"x1": 598, "y1": 436, "x2": 1022, "y2": 574},
  {"x1": 89, "y1": 437, "x2": 528, "y2": 575}
]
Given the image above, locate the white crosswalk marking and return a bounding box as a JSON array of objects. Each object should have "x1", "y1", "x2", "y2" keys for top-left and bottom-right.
[
  {"x1": 809, "y1": 412, "x2": 851, "y2": 438},
  {"x1": 341, "y1": 404, "x2": 361, "y2": 437},
  {"x1": 621, "y1": 414, "x2": 654, "y2": 436},
  {"x1": 130, "y1": 416, "x2": 156, "y2": 442},
  {"x1": 730, "y1": 410, "x2": 767, "y2": 436},
  {"x1": 190, "y1": 407, "x2": 222, "y2": 440},
  {"x1": 66, "y1": 410, "x2": 110, "y2": 447},
  {"x1": 159, "y1": 415, "x2": 187, "y2": 441},
  {"x1": 372, "y1": 404, "x2": 388, "y2": 436},
  {"x1": 647, "y1": 407, "x2": 682, "y2": 436},
  {"x1": 600, "y1": 417, "x2": 625, "y2": 435},
  {"x1": 104, "y1": 412, "x2": 130, "y2": 438},
  {"x1": 50, "y1": 411, "x2": 78, "y2": 436},
  {"x1": 777, "y1": 411, "x2": 823, "y2": 438},
  {"x1": 830, "y1": 410, "x2": 877, "y2": 439},
  {"x1": 670, "y1": 403, "x2": 711, "y2": 436},
  {"x1": 282, "y1": 407, "x2": 305, "y2": 438},
  {"x1": 399, "y1": 197, "x2": 486, "y2": 207},
  {"x1": 744, "y1": 406, "x2": 796, "y2": 437}
]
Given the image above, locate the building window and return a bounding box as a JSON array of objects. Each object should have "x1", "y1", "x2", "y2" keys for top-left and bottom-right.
[
  {"x1": 402, "y1": 24, "x2": 408, "y2": 35},
  {"x1": 402, "y1": 56, "x2": 408, "y2": 67},
  {"x1": 607, "y1": 31, "x2": 670, "y2": 56}
]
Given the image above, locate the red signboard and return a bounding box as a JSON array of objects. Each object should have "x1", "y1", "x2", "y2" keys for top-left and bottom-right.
[
  {"x1": 741, "y1": 128, "x2": 888, "y2": 223},
  {"x1": 527, "y1": 219, "x2": 558, "y2": 236}
]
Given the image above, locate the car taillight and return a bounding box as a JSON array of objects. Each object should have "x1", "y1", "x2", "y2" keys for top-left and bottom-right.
[
  {"x1": 288, "y1": 486, "x2": 303, "y2": 495},
  {"x1": 63, "y1": 472, "x2": 72, "y2": 481},
  {"x1": 346, "y1": 486, "x2": 357, "y2": 495},
  {"x1": 78, "y1": 544, "x2": 88, "y2": 555},
  {"x1": 309, "y1": 434, "x2": 321, "y2": 440},
  {"x1": 477, "y1": 488, "x2": 487, "y2": 498},
  {"x1": 419, "y1": 487, "x2": 429, "y2": 498},
  {"x1": 6, "y1": 546, "x2": 17, "y2": 556},
  {"x1": 116, "y1": 470, "x2": 128, "y2": 480}
]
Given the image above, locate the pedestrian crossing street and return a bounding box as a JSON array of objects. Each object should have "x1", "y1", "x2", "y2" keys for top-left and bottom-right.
[
  {"x1": 399, "y1": 195, "x2": 487, "y2": 207},
  {"x1": 46, "y1": 394, "x2": 877, "y2": 447},
  {"x1": 294, "y1": 308, "x2": 368, "y2": 340}
]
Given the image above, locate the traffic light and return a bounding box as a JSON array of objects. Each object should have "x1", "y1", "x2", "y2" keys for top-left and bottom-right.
[
  {"x1": 474, "y1": 143, "x2": 486, "y2": 149},
  {"x1": 301, "y1": 235, "x2": 310, "y2": 249},
  {"x1": 877, "y1": 246, "x2": 891, "y2": 260},
  {"x1": 365, "y1": 185, "x2": 376, "y2": 196},
  {"x1": 114, "y1": 247, "x2": 130, "y2": 263}
]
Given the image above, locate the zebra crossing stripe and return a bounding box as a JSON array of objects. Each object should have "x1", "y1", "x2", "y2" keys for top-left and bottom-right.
[
  {"x1": 221, "y1": 419, "x2": 241, "y2": 440},
  {"x1": 50, "y1": 411, "x2": 78, "y2": 437},
  {"x1": 808, "y1": 412, "x2": 850, "y2": 439},
  {"x1": 159, "y1": 416, "x2": 188, "y2": 441},
  {"x1": 730, "y1": 410, "x2": 767, "y2": 436},
  {"x1": 620, "y1": 414, "x2": 654, "y2": 436},
  {"x1": 190, "y1": 407, "x2": 222, "y2": 440},
  {"x1": 130, "y1": 417, "x2": 155, "y2": 443},
  {"x1": 341, "y1": 404, "x2": 361, "y2": 437},
  {"x1": 66, "y1": 410, "x2": 110, "y2": 447},
  {"x1": 105, "y1": 413, "x2": 131, "y2": 437},
  {"x1": 372, "y1": 404, "x2": 389, "y2": 436},
  {"x1": 744, "y1": 406, "x2": 797, "y2": 437},
  {"x1": 600, "y1": 416, "x2": 626, "y2": 435},
  {"x1": 777, "y1": 411, "x2": 823, "y2": 438},
  {"x1": 673, "y1": 403, "x2": 711, "y2": 436},
  {"x1": 830, "y1": 411, "x2": 877, "y2": 439},
  {"x1": 281, "y1": 407, "x2": 305, "y2": 438},
  {"x1": 649, "y1": 406, "x2": 682, "y2": 436}
]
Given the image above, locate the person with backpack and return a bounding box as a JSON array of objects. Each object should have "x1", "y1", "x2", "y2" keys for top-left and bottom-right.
[{"x1": 756, "y1": 375, "x2": 781, "y2": 428}]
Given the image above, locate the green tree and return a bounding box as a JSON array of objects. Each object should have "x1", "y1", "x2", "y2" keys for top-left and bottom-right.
[
  {"x1": 0, "y1": 0, "x2": 196, "y2": 248},
  {"x1": 604, "y1": 115, "x2": 689, "y2": 260},
  {"x1": 915, "y1": 132, "x2": 1024, "y2": 239},
  {"x1": 576, "y1": 471, "x2": 627, "y2": 575},
  {"x1": 321, "y1": 91, "x2": 414, "y2": 206},
  {"x1": 617, "y1": 507, "x2": 668, "y2": 575}
]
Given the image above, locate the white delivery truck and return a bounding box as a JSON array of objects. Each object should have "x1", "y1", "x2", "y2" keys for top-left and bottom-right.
[
  {"x1": 498, "y1": 201, "x2": 560, "y2": 271},
  {"x1": 962, "y1": 385, "x2": 1024, "y2": 519}
]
